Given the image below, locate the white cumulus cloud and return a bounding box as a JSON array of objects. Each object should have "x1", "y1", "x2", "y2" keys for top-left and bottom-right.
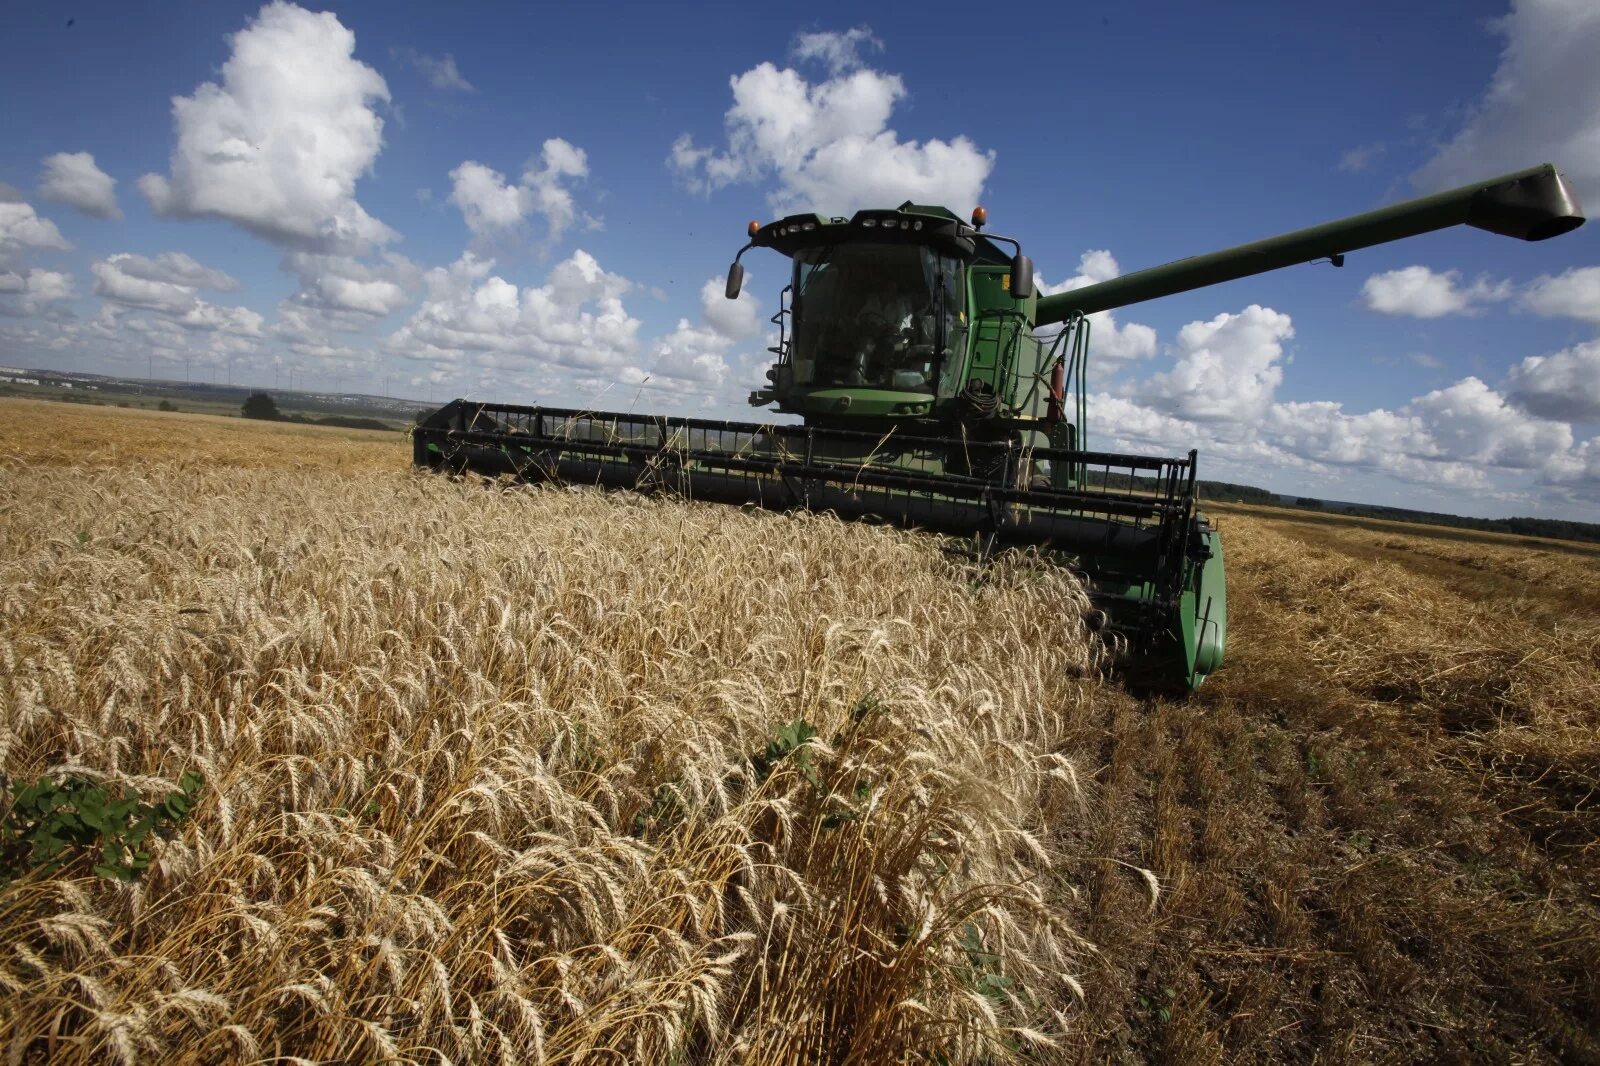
[
  {"x1": 647, "y1": 321, "x2": 733, "y2": 390},
  {"x1": 1360, "y1": 265, "x2": 1510, "y2": 318},
  {"x1": 93, "y1": 258, "x2": 198, "y2": 312},
  {"x1": 171, "y1": 302, "x2": 265, "y2": 336},
  {"x1": 1137, "y1": 304, "x2": 1294, "y2": 423},
  {"x1": 1036, "y1": 251, "x2": 1158, "y2": 365},
  {"x1": 699, "y1": 274, "x2": 762, "y2": 341},
  {"x1": 386, "y1": 250, "x2": 641, "y2": 374},
  {"x1": 111, "y1": 251, "x2": 239, "y2": 292},
  {"x1": 1091, "y1": 294, "x2": 1591, "y2": 499},
  {"x1": 449, "y1": 163, "x2": 523, "y2": 234},
  {"x1": 394, "y1": 47, "x2": 474, "y2": 91},
  {"x1": 449, "y1": 139, "x2": 592, "y2": 244},
  {"x1": 792, "y1": 26, "x2": 882, "y2": 77},
  {"x1": 1505, "y1": 338, "x2": 1600, "y2": 422},
  {"x1": 385, "y1": 253, "x2": 764, "y2": 404},
  {"x1": 111, "y1": 308, "x2": 264, "y2": 368},
  {"x1": 1519, "y1": 266, "x2": 1600, "y2": 324},
  {"x1": 0, "y1": 269, "x2": 75, "y2": 317},
  {"x1": 0, "y1": 201, "x2": 70, "y2": 261},
  {"x1": 1405, "y1": 376, "x2": 1572, "y2": 469},
  {"x1": 1103, "y1": 362, "x2": 1582, "y2": 496},
  {"x1": 282, "y1": 252, "x2": 416, "y2": 317},
  {"x1": 1543, "y1": 437, "x2": 1600, "y2": 499},
  {"x1": 670, "y1": 32, "x2": 994, "y2": 215},
  {"x1": 1413, "y1": 0, "x2": 1600, "y2": 205},
  {"x1": 92, "y1": 253, "x2": 262, "y2": 336},
  {"x1": 138, "y1": 1, "x2": 394, "y2": 252},
  {"x1": 639, "y1": 276, "x2": 766, "y2": 398},
  {"x1": 1263, "y1": 401, "x2": 1436, "y2": 470},
  {"x1": 38, "y1": 152, "x2": 120, "y2": 219}
]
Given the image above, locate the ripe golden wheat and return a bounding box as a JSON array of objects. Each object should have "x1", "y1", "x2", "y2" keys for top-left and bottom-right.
[{"x1": 0, "y1": 441, "x2": 1105, "y2": 1064}]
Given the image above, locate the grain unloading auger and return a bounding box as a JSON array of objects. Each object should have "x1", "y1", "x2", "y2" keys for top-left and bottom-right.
[{"x1": 415, "y1": 164, "x2": 1584, "y2": 691}]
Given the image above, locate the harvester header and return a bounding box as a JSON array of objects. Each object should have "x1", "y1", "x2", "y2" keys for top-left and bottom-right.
[{"x1": 415, "y1": 162, "x2": 1584, "y2": 692}]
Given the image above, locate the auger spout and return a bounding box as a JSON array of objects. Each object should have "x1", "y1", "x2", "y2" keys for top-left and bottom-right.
[{"x1": 1036, "y1": 164, "x2": 1585, "y2": 324}]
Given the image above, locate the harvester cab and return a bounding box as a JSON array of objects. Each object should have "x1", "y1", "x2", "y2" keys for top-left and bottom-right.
[
  {"x1": 734, "y1": 206, "x2": 1039, "y2": 430},
  {"x1": 736, "y1": 204, "x2": 1036, "y2": 425},
  {"x1": 414, "y1": 164, "x2": 1584, "y2": 693}
]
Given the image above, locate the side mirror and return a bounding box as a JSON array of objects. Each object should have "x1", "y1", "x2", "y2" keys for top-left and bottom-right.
[
  {"x1": 725, "y1": 261, "x2": 745, "y2": 300},
  {"x1": 1009, "y1": 254, "x2": 1034, "y2": 299}
]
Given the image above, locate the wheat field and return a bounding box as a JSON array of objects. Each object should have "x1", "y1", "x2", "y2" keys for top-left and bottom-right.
[
  {"x1": 0, "y1": 400, "x2": 1106, "y2": 1064},
  {"x1": 2, "y1": 398, "x2": 1598, "y2": 1064}
]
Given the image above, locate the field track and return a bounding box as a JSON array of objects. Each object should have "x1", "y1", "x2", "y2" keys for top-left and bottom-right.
[
  {"x1": 1, "y1": 397, "x2": 1596, "y2": 1064},
  {"x1": 1067, "y1": 503, "x2": 1600, "y2": 1063}
]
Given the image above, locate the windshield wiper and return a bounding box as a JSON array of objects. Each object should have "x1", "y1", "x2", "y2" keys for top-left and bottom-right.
[{"x1": 797, "y1": 246, "x2": 836, "y2": 298}]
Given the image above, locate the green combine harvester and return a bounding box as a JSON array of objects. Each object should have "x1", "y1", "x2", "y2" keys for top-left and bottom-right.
[{"x1": 415, "y1": 164, "x2": 1583, "y2": 691}]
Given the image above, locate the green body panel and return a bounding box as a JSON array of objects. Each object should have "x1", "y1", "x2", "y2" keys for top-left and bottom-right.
[
  {"x1": 782, "y1": 387, "x2": 934, "y2": 418},
  {"x1": 965, "y1": 264, "x2": 1037, "y2": 391},
  {"x1": 1182, "y1": 524, "x2": 1227, "y2": 686},
  {"x1": 1050, "y1": 522, "x2": 1224, "y2": 692}
]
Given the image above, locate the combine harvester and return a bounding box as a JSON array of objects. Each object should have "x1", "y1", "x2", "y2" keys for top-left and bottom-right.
[{"x1": 415, "y1": 164, "x2": 1583, "y2": 691}]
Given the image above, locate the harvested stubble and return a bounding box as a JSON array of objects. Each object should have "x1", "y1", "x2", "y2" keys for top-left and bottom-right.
[
  {"x1": 1149, "y1": 516, "x2": 1600, "y2": 1062},
  {"x1": 1239, "y1": 521, "x2": 1600, "y2": 851},
  {"x1": 0, "y1": 447, "x2": 1104, "y2": 1064},
  {"x1": 1034, "y1": 510, "x2": 1600, "y2": 1065}
]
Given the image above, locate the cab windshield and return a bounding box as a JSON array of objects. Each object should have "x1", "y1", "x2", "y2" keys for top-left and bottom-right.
[{"x1": 790, "y1": 243, "x2": 962, "y2": 393}]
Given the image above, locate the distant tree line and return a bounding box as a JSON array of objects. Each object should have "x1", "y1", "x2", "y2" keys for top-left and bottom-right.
[
  {"x1": 1085, "y1": 472, "x2": 1279, "y2": 505},
  {"x1": 1197, "y1": 481, "x2": 1277, "y2": 505},
  {"x1": 1100, "y1": 470, "x2": 1600, "y2": 545},
  {"x1": 1315, "y1": 502, "x2": 1600, "y2": 544},
  {"x1": 242, "y1": 391, "x2": 394, "y2": 432}
]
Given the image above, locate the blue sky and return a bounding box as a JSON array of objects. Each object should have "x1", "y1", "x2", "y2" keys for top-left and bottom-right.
[{"x1": 2, "y1": 0, "x2": 1598, "y2": 519}]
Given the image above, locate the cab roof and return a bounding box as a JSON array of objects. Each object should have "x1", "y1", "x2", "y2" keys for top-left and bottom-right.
[{"x1": 748, "y1": 202, "x2": 1012, "y2": 265}]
